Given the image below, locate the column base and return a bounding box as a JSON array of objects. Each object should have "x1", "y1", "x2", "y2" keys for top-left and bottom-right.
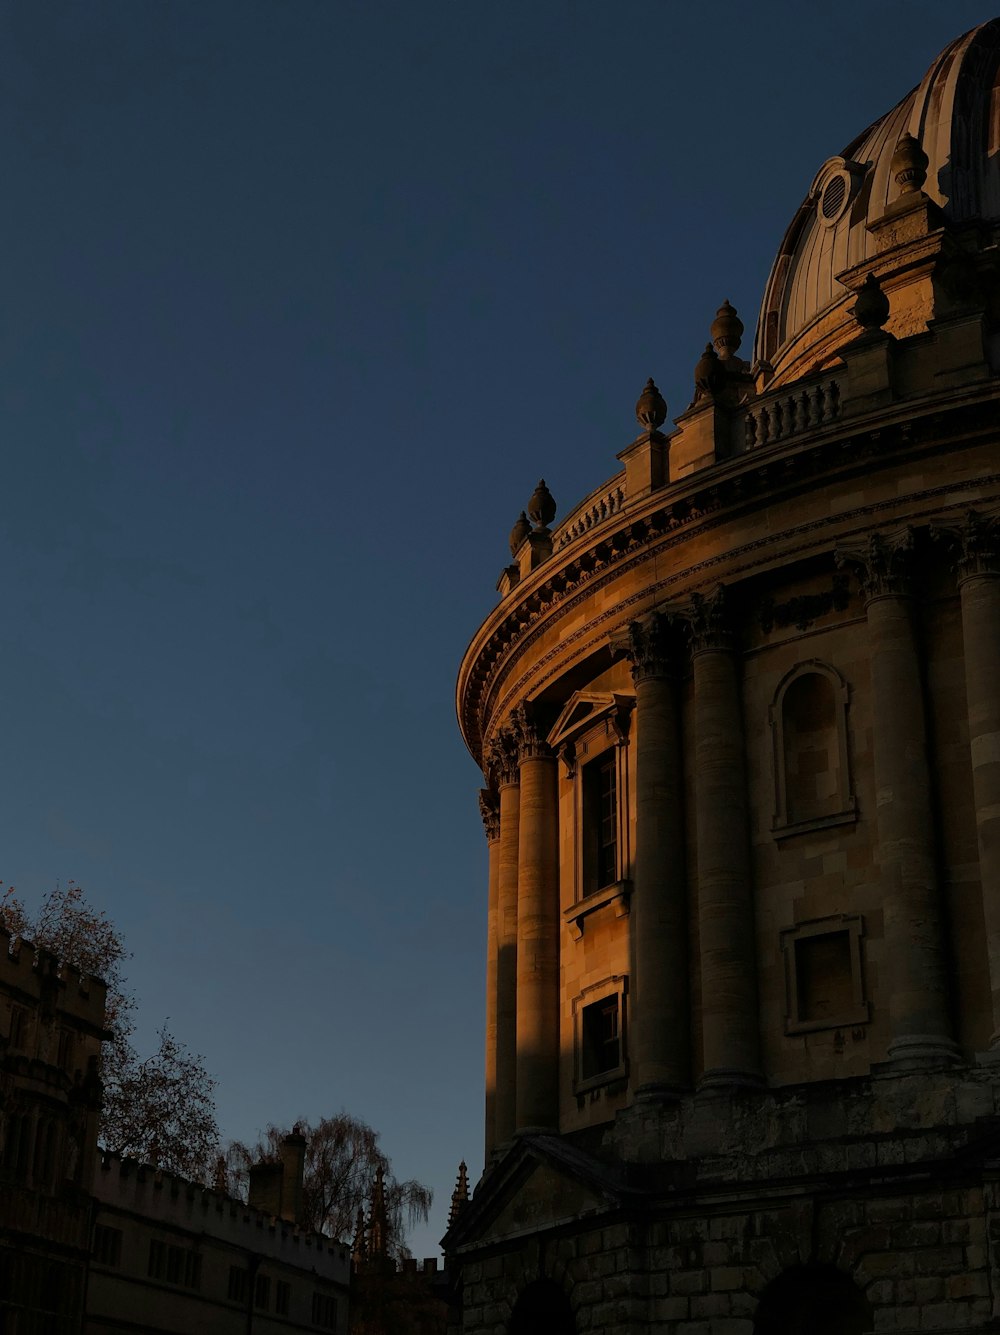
[
  {"x1": 886, "y1": 1034, "x2": 961, "y2": 1070},
  {"x1": 635, "y1": 1081, "x2": 687, "y2": 1103},
  {"x1": 697, "y1": 1067, "x2": 765, "y2": 1093}
]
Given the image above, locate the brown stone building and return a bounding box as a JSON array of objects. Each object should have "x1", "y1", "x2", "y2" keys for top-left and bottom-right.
[
  {"x1": 449, "y1": 18, "x2": 1000, "y2": 1334},
  {"x1": 0, "y1": 925, "x2": 106, "y2": 1333}
]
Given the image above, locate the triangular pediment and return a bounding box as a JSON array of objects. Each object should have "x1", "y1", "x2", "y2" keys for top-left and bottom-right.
[
  {"x1": 442, "y1": 1135, "x2": 630, "y2": 1252},
  {"x1": 547, "y1": 692, "x2": 633, "y2": 751}
]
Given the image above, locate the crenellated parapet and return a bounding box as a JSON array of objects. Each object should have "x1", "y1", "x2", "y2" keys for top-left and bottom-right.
[
  {"x1": 94, "y1": 1152, "x2": 351, "y2": 1266},
  {"x1": 0, "y1": 926, "x2": 109, "y2": 1038}
]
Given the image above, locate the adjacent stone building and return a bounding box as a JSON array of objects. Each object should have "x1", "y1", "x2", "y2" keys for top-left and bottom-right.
[
  {"x1": 0, "y1": 925, "x2": 107, "y2": 1333},
  {"x1": 449, "y1": 19, "x2": 1000, "y2": 1333},
  {"x1": 87, "y1": 1145, "x2": 350, "y2": 1335},
  {"x1": 0, "y1": 931, "x2": 351, "y2": 1334}
]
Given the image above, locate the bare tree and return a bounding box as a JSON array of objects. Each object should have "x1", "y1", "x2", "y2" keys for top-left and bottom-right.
[{"x1": 227, "y1": 1114, "x2": 432, "y2": 1257}]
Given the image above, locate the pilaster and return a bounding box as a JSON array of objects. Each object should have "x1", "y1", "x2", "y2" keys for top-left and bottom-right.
[
  {"x1": 688, "y1": 587, "x2": 762, "y2": 1088},
  {"x1": 836, "y1": 530, "x2": 959, "y2": 1068},
  {"x1": 611, "y1": 610, "x2": 689, "y2": 1096},
  {"x1": 511, "y1": 703, "x2": 560, "y2": 1133}
]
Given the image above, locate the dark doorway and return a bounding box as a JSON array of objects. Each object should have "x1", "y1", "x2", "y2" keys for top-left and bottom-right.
[
  {"x1": 509, "y1": 1279, "x2": 575, "y2": 1335},
  {"x1": 754, "y1": 1264, "x2": 872, "y2": 1335}
]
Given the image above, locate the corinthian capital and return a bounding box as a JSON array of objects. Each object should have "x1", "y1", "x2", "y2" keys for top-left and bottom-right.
[
  {"x1": 510, "y1": 701, "x2": 552, "y2": 762},
  {"x1": 835, "y1": 528, "x2": 914, "y2": 601},
  {"x1": 686, "y1": 586, "x2": 733, "y2": 653},
  {"x1": 610, "y1": 609, "x2": 679, "y2": 683},
  {"x1": 478, "y1": 788, "x2": 500, "y2": 842},
  {"x1": 931, "y1": 509, "x2": 1000, "y2": 580},
  {"x1": 485, "y1": 725, "x2": 520, "y2": 787}
]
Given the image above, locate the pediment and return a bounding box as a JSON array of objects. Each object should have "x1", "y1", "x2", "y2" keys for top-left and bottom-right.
[
  {"x1": 443, "y1": 1135, "x2": 628, "y2": 1252},
  {"x1": 547, "y1": 692, "x2": 633, "y2": 751}
]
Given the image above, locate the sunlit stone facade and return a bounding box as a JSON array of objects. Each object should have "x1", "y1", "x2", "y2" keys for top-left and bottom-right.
[{"x1": 449, "y1": 20, "x2": 1000, "y2": 1335}]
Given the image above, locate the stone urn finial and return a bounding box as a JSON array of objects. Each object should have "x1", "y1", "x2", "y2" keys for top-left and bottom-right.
[
  {"x1": 710, "y1": 300, "x2": 744, "y2": 360},
  {"x1": 852, "y1": 272, "x2": 890, "y2": 331},
  {"x1": 694, "y1": 343, "x2": 726, "y2": 400},
  {"x1": 635, "y1": 377, "x2": 667, "y2": 432},
  {"x1": 509, "y1": 511, "x2": 531, "y2": 557},
  {"x1": 891, "y1": 132, "x2": 929, "y2": 196},
  {"x1": 527, "y1": 479, "x2": 556, "y2": 531}
]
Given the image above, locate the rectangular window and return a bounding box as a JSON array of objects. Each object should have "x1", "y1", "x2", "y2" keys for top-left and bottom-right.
[
  {"x1": 93, "y1": 1225, "x2": 122, "y2": 1267},
  {"x1": 166, "y1": 1245, "x2": 183, "y2": 1285},
  {"x1": 312, "y1": 1292, "x2": 338, "y2": 1330},
  {"x1": 228, "y1": 1266, "x2": 248, "y2": 1304},
  {"x1": 276, "y1": 1280, "x2": 291, "y2": 1316},
  {"x1": 581, "y1": 995, "x2": 621, "y2": 1081},
  {"x1": 183, "y1": 1251, "x2": 202, "y2": 1291},
  {"x1": 255, "y1": 1274, "x2": 270, "y2": 1310},
  {"x1": 148, "y1": 1240, "x2": 166, "y2": 1280},
  {"x1": 583, "y1": 754, "x2": 617, "y2": 893}
]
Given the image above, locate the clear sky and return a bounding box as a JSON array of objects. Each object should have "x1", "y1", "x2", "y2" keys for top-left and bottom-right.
[{"x1": 0, "y1": 0, "x2": 994, "y2": 1257}]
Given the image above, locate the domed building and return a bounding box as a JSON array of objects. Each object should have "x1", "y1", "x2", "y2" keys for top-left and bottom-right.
[{"x1": 448, "y1": 18, "x2": 1000, "y2": 1335}]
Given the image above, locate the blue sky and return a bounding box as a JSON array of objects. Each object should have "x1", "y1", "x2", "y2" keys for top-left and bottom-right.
[{"x1": 0, "y1": 1, "x2": 993, "y2": 1257}]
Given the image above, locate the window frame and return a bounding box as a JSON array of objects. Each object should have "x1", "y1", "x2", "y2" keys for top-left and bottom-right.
[
  {"x1": 547, "y1": 692, "x2": 634, "y2": 939},
  {"x1": 780, "y1": 913, "x2": 869, "y2": 1034},
  {"x1": 572, "y1": 975, "x2": 628, "y2": 1094},
  {"x1": 770, "y1": 660, "x2": 856, "y2": 839}
]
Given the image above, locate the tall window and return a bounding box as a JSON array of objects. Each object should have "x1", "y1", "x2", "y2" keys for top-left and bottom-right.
[
  {"x1": 581, "y1": 996, "x2": 620, "y2": 1080},
  {"x1": 573, "y1": 976, "x2": 628, "y2": 1092},
  {"x1": 583, "y1": 754, "x2": 618, "y2": 893}
]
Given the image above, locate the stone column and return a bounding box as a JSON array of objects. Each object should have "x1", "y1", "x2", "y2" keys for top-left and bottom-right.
[
  {"x1": 952, "y1": 513, "x2": 1000, "y2": 1048},
  {"x1": 613, "y1": 611, "x2": 689, "y2": 1095},
  {"x1": 512, "y1": 703, "x2": 560, "y2": 1132},
  {"x1": 479, "y1": 789, "x2": 501, "y2": 1156},
  {"x1": 838, "y1": 531, "x2": 958, "y2": 1066},
  {"x1": 487, "y1": 729, "x2": 520, "y2": 1145},
  {"x1": 689, "y1": 588, "x2": 762, "y2": 1088}
]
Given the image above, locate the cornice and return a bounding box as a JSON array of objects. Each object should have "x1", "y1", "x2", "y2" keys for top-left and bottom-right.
[{"x1": 458, "y1": 385, "x2": 1000, "y2": 764}]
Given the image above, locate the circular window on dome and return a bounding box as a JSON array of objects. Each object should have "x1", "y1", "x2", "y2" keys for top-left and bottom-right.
[{"x1": 817, "y1": 169, "x2": 853, "y2": 227}]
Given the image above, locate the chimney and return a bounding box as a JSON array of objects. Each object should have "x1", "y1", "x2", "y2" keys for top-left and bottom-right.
[
  {"x1": 279, "y1": 1128, "x2": 307, "y2": 1225},
  {"x1": 248, "y1": 1161, "x2": 283, "y2": 1216}
]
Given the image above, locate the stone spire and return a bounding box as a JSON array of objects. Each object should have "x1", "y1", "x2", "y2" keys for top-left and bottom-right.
[
  {"x1": 448, "y1": 1160, "x2": 470, "y2": 1228},
  {"x1": 367, "y1": 1163, "x2": 388, "y2": 1260},
  {"x1": 351, "y1": 1206, "x2": 367, "y2": 1265}
]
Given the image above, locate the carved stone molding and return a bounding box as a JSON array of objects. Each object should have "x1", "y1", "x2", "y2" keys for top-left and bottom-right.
[
  {"x1": 759, "y1": 576, "x2": 851, "y2": 634},
  {"x1": 478, "y1": 788, "x2": 500, "y2": 842},
  {"x1": 686, "y1": 586, "x2": 733, "y2": 653},
  {"x1": 485, "y1": 725, "x2": 519, "y2": 787},
  {"x1": 510, "y1": 701, "x2": 553, "y2": 763},
  {"x1": 932, "y1": 509, "x2": 1000, "y2": 580},
  {"x1": 835, "y1": 528, "x2": 915, "y2": 601},
  {"x1": 609, "y1": 609, "x2": 680, "y2": 682}
]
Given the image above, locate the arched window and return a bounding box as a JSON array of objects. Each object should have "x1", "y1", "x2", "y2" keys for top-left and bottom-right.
[
  {"x1": 771, "y1": 661, "x2": 855, "y2": 836},
  {"x1": 509, "y1": 1279, "x2": 575, "y2": 1335},
  {"x1": 755, "y1": 1263, "x2": 871, "y2": 1335}
]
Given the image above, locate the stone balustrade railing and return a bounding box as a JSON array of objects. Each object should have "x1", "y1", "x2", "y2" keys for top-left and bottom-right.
[
  {"x1": 742, "y1": 374, "x2": 842, "y2": 450},
  {"x1": 554, "y1": 477, "x2": 627, "y2": 548}
]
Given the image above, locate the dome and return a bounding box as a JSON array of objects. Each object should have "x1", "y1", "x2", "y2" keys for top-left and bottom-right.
[{"x1": 755, "y1": 19, "x2": 1000, "y2": 380}]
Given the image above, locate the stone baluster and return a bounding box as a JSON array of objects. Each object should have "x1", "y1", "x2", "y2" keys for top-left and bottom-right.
[
  {"x1": 837, "y1": 531, "x2": 958, "y2": 1066},
  {"x1": 688, "y1": 588, "x2": 762, "y2": 1087},
  {"x1": 512, "y1": 703, "x2": 560, "y2": 1132},
  {"x1": 613, "y1": 612, "x2": 689, "y2": 1096},
  {"x1": 486, "y1": 727, "x2": 521, "y2": 1143},
  {"x1": 479, "y1": 789, "x2": 501, "y2": 1156},
  {"x1": 950, "y1": 512, "x2": 1000, "y2": 1049}
]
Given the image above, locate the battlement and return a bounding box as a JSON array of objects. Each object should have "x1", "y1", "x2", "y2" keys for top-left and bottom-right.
[
  {"x1": 95, "y1": 1153, "x2": 351, "y2": 1273},
  {"x1": 0, "y1": 923, "x2": 109, "y2": 1033}
]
